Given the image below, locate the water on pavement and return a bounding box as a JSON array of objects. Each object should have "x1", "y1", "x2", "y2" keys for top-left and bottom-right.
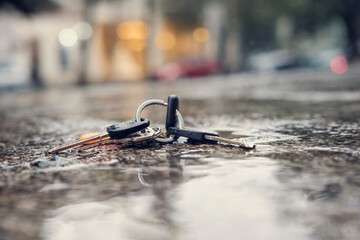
[{"x1": 0, "y1": 68, "x2": 360, "y2": 240}]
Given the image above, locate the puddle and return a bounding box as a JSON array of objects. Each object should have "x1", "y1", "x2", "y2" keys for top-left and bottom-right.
[
  {"x1": 173, "y1": 157, "x2": 311, "y2": 240},
  {"x1": 41, "y1": 157, "x2": 311, "y2": 240}
]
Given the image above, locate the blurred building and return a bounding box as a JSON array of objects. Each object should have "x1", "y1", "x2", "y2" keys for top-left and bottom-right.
[
  {"x1": 0, "y1": 12, "x2": 30, "y2": 87},
  {"x1": 0, "y1": 0, "x2": 227, "y2": 85},
  {"x1": 0, "y1": 0, "x2": 352, "y2": 86}
]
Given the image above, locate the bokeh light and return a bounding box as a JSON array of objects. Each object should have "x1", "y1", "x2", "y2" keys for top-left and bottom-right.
[
  {"x1": 155, "y1": 32, "x2": 176, "y2": 51},
  {"x1": 58, "y1": 28, "x2": 78, "y2": 47},
  {"x1": 193, "y1": 28, "x2": 210, "y2": 43},
  {"x1": 126, "y1": 39, "x2": 146, "y2": 52},
  {"x1": 73, "y1": 22, "x2": 93, "y2": 41},
  {"x1": 330, "y1": 56, "x2": 348, "y2": 74},
  {"x1": 117, "y1": 21, "x2": 148, "y2": 40}
]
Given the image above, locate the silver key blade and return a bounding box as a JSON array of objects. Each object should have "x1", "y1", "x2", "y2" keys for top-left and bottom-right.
[
  {"x1": 204, "y1": 135, "x2": 256, "y2": 150},
  {"x1": 48, "y1": 132, "x2": 110, "y2": 154}
]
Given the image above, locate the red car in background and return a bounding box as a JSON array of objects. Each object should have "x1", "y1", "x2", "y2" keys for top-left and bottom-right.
[{"x1": 155, "y1": 58, "x2": 220, "y2": 81}]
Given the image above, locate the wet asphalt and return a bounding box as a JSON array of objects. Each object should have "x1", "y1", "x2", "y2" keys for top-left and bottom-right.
[{"x1": 0, "y1": 67, "x2": 360, "y2": 240}]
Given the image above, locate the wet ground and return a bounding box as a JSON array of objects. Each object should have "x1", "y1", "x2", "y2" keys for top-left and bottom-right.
[{"x1": 1, "y1": 67, "x2": 360, "y2": 240}]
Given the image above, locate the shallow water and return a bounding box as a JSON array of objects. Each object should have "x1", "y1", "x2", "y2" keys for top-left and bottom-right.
[{"x1": 1, "y1": 68, "x2": 360, "y2": 240}]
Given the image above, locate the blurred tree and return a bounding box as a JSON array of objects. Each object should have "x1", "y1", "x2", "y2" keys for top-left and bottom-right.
[
  {"x1": 161, "y1": 0, "x2": 209, "y2": 28},
  {"x1": 272, "y1": 0, "x2": 359, "y2": 59},
  {"x1": 162, "y1": 0, "x2": 283, "y2": 70},
  {"x1": 338, "y1": 1, "x2": 360, "y2": 59},
  {"x1": 338, "y1": 1, "x2": 360, "y2": 58},
  {"x1": 0, "y1": 0, "x2": 57, "y2": 14},
  {"x1": 292, "y1": 0, "x2": 359, "y2": 59},
  {"x1": 162, "y1": 0, "x2": 359, "y2": 70}
]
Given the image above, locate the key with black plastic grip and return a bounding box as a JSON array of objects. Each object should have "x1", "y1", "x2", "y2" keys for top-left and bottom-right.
[
  {"x1": 107, "y1": 118, "x2": 150, "y2": 139},
  {"x1": 165, "y1": 95, "x2": 179, "y2": 138},
  {"x1": 48, "y1": 118, "x2": 150, "y2": 154},
  {"x1": 167, "y1": 127, "x2": 256, "y2": 150},
  {"x1": 165, "y1": 95, "x2": 179, "y2": 130},
  {"x1": 167, "y1": 127, "x2": 218, "y2": 141}
]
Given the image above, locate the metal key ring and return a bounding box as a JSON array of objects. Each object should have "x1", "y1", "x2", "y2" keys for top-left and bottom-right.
[{"x1": 135, "y1": 99, "x2": 184, "y2": 143}]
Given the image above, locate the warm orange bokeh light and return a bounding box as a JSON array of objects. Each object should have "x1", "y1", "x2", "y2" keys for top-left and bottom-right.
[
  {"x1": 126, "y1": 39, "x2": 146, "y2": 52},
  {"x1": 155, "y1": 32, "x2": 176, "y2": 51},
  {"x1": 117, "y1": 21, "x2": 148, "y2": 40},
  {"x1": 330, "y1": 56, "x2": 348, "y2": 74},
  {"x1": 193, "y1": 28, "x2": 210, "y2": 43}
]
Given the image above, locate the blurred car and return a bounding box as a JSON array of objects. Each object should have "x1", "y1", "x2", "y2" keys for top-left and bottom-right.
[
  {"x1": 248, "y1": 49, "x2": 301, "y2": 72},
  {"x1": 155, "y1": 58, "x2": 220, "y2": 81}
]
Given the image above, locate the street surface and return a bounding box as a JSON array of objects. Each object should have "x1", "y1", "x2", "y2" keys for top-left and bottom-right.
[{"x1": 0, "y1": 66, "x2": 360, "y2": 240}]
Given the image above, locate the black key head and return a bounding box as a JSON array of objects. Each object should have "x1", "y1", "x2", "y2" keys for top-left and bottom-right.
[
  {"x1": 107, "y1": 118, "x2": 150, "y2": 139},
  {"x1": 166, "y1": 95, "x2": 179, "y2": 131},
  {"x1": 166, "y1": 95, "x2": 180, "y2": 138},
  {"x1": 167, "y1": 127, "x2": 218, "y2": 142}
]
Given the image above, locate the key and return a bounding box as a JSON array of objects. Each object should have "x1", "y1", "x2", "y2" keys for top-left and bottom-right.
[
  {"x1": 167, "y1": 127, "x2": 256, "y2": 150},
  {"x1": 167, "y1": 127, "x2": 217, "y2": 141},
  {"x1": 77, "y1": 127, "x2": 161, "y2": 151},
  {"x1": 165, "y1": 95, "x2": 179, "y2": 131},
  {"x1": 204, "y1": 135, "x2": 256, "y2": 150},
  {"x1": 165, "y1": 95, "x2": 180, "y2": 139},
  {"x1": 107, "y1": 118, "x2": 150, "y2": 139},
  {"x1": 48, "y1": 118, "x2": 150, "y2": 154}
]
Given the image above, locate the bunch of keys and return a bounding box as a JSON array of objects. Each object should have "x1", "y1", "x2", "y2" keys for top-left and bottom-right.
[
  {"x1": 136, "y1": 95, "x2": 255, "y2": 150},
  {"x1": 48, "y1": 95, "x2": 255, "y2": 154},
  {"x1": 48, "y1": 119, "x2": 160, "y2": 154}
]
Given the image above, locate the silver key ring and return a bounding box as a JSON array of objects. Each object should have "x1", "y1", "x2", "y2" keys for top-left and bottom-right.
[{"x1": 135, "y1": 99, "x2": 184, "y2": 143}]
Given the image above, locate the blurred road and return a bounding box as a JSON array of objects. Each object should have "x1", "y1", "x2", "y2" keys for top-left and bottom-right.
[{"x1": 0, "y1": 66, "x2": 360, "y2": 240}]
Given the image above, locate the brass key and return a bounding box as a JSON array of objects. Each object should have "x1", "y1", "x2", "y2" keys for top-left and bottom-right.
[
  {"x1": 48, "y1": 132, "x2": 110, "y2": 154},
  {"x1": 204, "y1": 135, "x2": 255, "y2": 150},
  {"x1": 48, "y1": 119, "x2": 150, "y2": 154},
  {"x1": 77, "y1": 127, "x2": 161, "y2": 151}
]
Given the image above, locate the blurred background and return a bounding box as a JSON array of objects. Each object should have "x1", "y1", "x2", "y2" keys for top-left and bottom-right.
[
  {"x1": 1, "y1": 2, "x2": 360, "y2": 239},
  {"x1": 0, "y1": 0, "x2": 358, "y2": 87}
]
